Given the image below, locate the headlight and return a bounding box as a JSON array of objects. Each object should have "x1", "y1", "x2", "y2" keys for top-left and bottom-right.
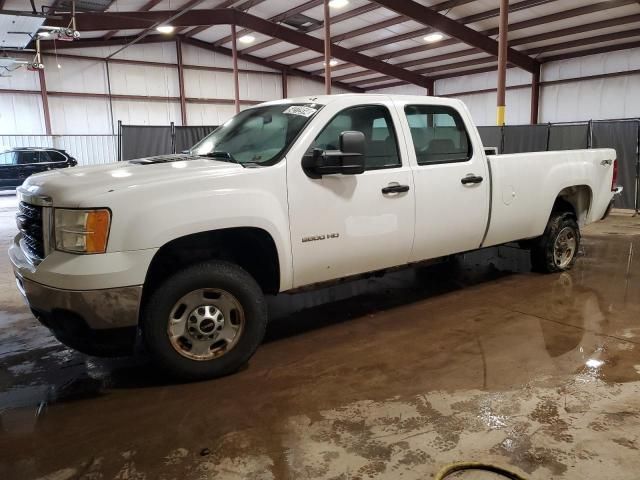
[{"x1": 54, "y1": 208, "x2": 111, "y2": 254}]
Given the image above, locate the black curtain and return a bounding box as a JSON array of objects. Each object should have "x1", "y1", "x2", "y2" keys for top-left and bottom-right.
[
  {"x1": 502, "y1": 124, "x2": 549, "y2": 154},
  {"x1": 175, "y1": 126, "x2": 218, "y2": 153},
  {"x1": 120, "y1": 125, "x2": 218, "y2": 160},
  {"x1": 548, "y1": 124, "x2": 589, "y2": 151},
  {"x1": 477, "y1": 126, "x2": 503, "y2": 153},
  {"x1": 592, "y1": 121, "x2": 638, "y2": 210},
  {"x1": 121, "y1": 126, "x2": 173, "y2": 161}
]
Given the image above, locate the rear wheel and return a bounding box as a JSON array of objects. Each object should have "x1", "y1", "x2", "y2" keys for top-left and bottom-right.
[
  {"x1": 530, "y1": 212, "x2": 580, "y2": 273},
  {"x1": 142, "y1": 260, "x2": 267, "y2": 380}
]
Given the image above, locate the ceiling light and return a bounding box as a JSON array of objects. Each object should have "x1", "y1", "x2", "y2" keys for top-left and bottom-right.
[
  {"x1": 156, "y1": 25, "x2": 175, "y2": 34},
  {"x1": 323, "y1": 59, "x2": 339, "y2": 67},
  {"x1": 424, "y1": 32, "x2": 444, "y2": 43},
  {"x1": 328, "y1": 0, "x2": 349, "y2": 8},
  {"x1": 239, "y1": 34, "x2": 255, "y2": 44},
  {"x1": 37, "y1": 31, "x2": 51, "y2": 38}
]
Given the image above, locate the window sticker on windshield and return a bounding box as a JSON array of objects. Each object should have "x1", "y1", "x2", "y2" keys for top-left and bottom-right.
[{"x1": 283, "y1": 105, "x2": 317, "y2": 117}]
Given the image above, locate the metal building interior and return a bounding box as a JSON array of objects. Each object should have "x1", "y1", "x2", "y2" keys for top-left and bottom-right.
[{"x1": 0, "y1": 0, "x2": 640, "y2": 479}]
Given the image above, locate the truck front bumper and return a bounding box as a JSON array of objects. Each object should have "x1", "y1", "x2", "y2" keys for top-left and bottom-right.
[{"x1": 9, "y1": 235, "x2": 157, "y2": 356}]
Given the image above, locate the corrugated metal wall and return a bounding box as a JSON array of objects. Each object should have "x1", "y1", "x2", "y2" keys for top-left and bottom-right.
[
  {"x1": 0, "y1": 135, "x2": 117, "y2": 165},
  {"x1": 4, "y1": 42, "x2": 640, "y2": 135},
  {"x1": 372, "y1": 47, "x2": 640, "y2": 125}
]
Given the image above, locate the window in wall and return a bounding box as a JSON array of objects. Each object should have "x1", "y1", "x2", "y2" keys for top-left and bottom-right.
[
  {"x1": 404, "y1": 105, "x2": 472, "y2": 164},
  {"x1": 311, "y1": 105, "x2": 401, "y2": 170}
]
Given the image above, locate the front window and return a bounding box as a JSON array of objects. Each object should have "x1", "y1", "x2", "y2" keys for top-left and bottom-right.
[
  {"x1": 191, "y1": 103, "x2": 321, "y2": 165},
  {"x1": 311, "y1": 105, "x2": 401, "y2": 170}
]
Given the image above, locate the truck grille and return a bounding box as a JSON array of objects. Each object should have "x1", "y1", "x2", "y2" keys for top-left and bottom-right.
[{"x1": 17, "y1": 202, "x2": 45, "y2": 260}]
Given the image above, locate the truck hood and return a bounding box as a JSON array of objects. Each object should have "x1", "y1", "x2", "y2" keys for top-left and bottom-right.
[{"x1": 20, "y1": 154, "x2": 244, "y2": 207}]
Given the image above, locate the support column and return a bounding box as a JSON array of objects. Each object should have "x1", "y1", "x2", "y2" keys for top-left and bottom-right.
[
  {"x1": 176, "y1": 37, "x2": 187, "y2": 125},
  {"x1": 323, "y1": 0, "x2": 331, "y2": 95},
  {"x1": 530, "y1": 66, "x2": 540, "y2": 124},
  {"x1": 231, "y1": 24, "x2": 240, "y2": 114},
  {"x1": 496, "y1": 0, "x2": 508, "y2": 126},
  {"x1": 282, "y1": 71, "x2": 288, "y2": 99},
  {"x1": 38, "y1": 68, "x2": 51, "y2": 135}
]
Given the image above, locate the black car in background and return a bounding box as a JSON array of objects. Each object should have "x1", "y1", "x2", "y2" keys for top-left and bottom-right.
[{"x1": 0, "y1": 147, "x2": 77, "y2": 190}]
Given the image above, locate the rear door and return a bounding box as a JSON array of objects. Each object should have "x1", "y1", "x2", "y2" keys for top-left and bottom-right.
[
  {"x1": 0, "y1": 151, "x2": 19, "y2": 188},
  {"x1": 395, "y1": 101, "x2": 490, "y2": 262}
]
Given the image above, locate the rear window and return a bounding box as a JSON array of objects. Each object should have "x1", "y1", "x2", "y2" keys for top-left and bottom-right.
[{"x1": 404, "y1": 105, "x2": 472, "y2": 164}]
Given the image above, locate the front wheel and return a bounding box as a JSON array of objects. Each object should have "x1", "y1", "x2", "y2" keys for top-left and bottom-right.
[
  {"x1": 530, "y1": 212, "x2": 580, "y2": 273},
  {"x1": 142, "y1": 260, "x2": 267, "y2": 380}
]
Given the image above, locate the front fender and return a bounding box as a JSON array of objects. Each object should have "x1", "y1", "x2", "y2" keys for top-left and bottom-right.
[{"x1": 98, "y1": 163, "x2": 294, "y2": 290}]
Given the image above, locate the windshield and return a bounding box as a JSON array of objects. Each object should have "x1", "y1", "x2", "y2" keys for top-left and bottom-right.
[{"x1": 190, "y1": 103, "x2": 322, "y2": 165}]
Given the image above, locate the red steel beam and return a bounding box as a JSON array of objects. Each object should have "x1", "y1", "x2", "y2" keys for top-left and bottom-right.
[
  {"x1": 315, "y1": 0, "x2": 561, "y2": 76},
  {"x1": 531, "y1": 66, "x2": 540, "y2": 124},
  {"x1": 271, "y1": 0, "x2": 479, "y2": 64},
  {"x1": 213, "y1": 0, "x2": 317, "y2": 46},
  {"x1": 231, "y1": 24, "x2": 240, "y2": 113},
  {"x1": 370, "y1": 0, "x2": 538, "y2": 73},
  {"x1": 335, "y1": 0, "x2": 640, "y2": 84},
  {"x1": 282, "y1": 71, "x2": 288, "y2": 99},
  {"x1": 496, "y1": 0, "x2": 508, "y2": 125},
  {"x1": 184, "y1": 0, "x2": 240, "y2": 38},
  {"x1": 369, "y1": 35, "x2": 640, "y2": 90},
  {"x1": 181, "y1": 36, "x2": 364, "y2": 93},
  {"x1": 46, "y1": 9, "x2": 433, "y2": 88},
  {"x1": 323, "y1": 0, "x2": 331, "y2": 95},
  {"x1": 38, "y1": 68, "x2": 52, "y2": 135},
  {"x1": 541, "y1": 40, "x2": 640, "y2": 63},
  {"x1": 244, "y1": 2, "x2": 381, "y2": 55},
  {"x1": 176, "y1": 37, "x2": 187, "y2": 125},
  {"x1": 103, "y1": 0, "x2": 163, "y2": 40}
]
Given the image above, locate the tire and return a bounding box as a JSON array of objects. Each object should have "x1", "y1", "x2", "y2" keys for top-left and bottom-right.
[
  {"x1": 142, "y1": 260, "x2": 267, "y2": 381},
  {"x1": 530, "y1": 212, "x2": 580, "y2": 273}
]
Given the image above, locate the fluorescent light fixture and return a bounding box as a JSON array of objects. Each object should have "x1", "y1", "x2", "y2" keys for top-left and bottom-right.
[
  {"x1": 239, "y1": 34, "x2": 255, "y2": 44},
  {"x1": 424, "y1": 32, "x2": 444, "y2": 43},
  {"x1": 328, "y1": 0, "x2": 349, "y2": 8},
  {"x1": 323, "y1": 59, "x2": 339, "y2": 67},
  {"x1": 156, "y1": 25, "x2": 175, "y2": 34},
  {"x1": 37, "y1": 31, "x2": 51, "y2": 38}
]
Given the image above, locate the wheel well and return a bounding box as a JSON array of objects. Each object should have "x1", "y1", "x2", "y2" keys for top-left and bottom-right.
[
  {"x1": 143, "y1": 228, "x2": 280, "y2": 301},
  {"x1": 554, "y1": 185, "x2": 592, "y2": 224}
]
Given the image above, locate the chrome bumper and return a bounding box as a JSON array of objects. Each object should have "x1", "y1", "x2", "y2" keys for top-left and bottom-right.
[{"x1": 15, "y1": 274, "x2": 142, "y2": 330}]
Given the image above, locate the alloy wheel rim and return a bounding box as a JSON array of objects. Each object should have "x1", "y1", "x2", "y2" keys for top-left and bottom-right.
[
  {"x1": 167, "y1": 288, "x2": 245, "y2": 361},
  {"x1": 553, "y1": 227, "x2": 577, "y2": 269}
]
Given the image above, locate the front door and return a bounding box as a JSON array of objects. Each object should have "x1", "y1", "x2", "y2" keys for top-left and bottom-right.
[
  {"x1": 395, "y1": 102, "x2": 490, "y2": 262},
  {"x1": 287, "y1": 100, "x2": 415, "y2": 288}
]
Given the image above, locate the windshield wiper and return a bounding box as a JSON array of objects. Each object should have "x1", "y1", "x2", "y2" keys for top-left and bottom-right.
[{"x1": 196, "y1": 151, "x2": 243, "y2": 166}]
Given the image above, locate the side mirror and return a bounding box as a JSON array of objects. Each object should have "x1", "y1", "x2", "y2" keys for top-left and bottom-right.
[{"x1": 302, "y1": 130, "x2": 365, "y2": 178}]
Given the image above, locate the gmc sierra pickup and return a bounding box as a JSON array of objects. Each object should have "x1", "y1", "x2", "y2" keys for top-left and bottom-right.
[{"x1": 10, "y1": 94, "x2": 622, "y2": 380}]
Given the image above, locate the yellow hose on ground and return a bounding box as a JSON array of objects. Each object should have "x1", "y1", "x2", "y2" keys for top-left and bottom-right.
[{"x1": 435, "y1": 461, "x2": 528, "y2": 480}]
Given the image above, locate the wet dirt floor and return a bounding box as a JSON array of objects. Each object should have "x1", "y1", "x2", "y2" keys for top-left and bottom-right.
[{"x1": 0, "y1": 192, "x2": 639, "y2": 479}]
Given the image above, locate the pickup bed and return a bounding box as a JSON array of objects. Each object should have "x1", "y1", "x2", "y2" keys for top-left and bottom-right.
[{"x1": 10, "y1": 94, "x2": 621, "y2": 380}]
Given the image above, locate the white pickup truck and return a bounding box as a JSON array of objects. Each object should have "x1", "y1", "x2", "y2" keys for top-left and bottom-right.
[{"x1": 10, "y1": 94, "x2": 621, "y2": 380}]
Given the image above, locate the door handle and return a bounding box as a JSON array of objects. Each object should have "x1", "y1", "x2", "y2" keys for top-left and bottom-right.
[
  {"x1": 461, "y1": 174, "x2": 483, "y2": 185},
  {"x1": 382, "y1": 184, "x2": 410, "y2": 194}
]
